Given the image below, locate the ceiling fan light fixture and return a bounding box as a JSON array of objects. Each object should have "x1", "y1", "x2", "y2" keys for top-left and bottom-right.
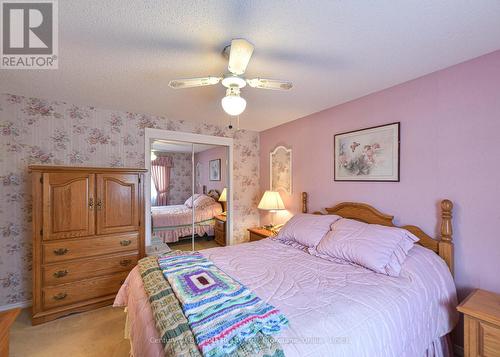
[
  {"x1": 221, "y1": 88, "x2": 246, "y2": 116},
  {"x1": 168, "y1": 38, "x2": 292, "y2": 116}
]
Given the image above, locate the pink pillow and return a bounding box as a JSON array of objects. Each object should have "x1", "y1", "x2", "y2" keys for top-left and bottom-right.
[
  {"x1": 275, "y1": 214, "x2": 341, "y2": 248},
  {"x1": 314, "y1": 218, "x2": 419, "y2": 277}
]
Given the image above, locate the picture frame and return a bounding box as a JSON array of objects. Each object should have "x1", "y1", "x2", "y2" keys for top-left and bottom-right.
[
  {"x1": 195, "y1": 162, "x2": 201, "y2": 189},
  {"x1": 209, "y1": 159, "x2": 221, "y2": 181},
  {"x1": 270, "y1": 145, "x2": 292, "y2": 194},
  {"x1": 334, "y1": 122, "x2": 400, "y2": 182}
]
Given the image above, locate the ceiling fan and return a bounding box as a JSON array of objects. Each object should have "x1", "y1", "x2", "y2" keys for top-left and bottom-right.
[{"x1": 168, "y1": 39, "x2": 293, "y2": 116}]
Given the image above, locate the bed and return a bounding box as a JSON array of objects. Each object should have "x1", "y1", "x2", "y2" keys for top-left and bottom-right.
[
  {"x1": 115, "y1": 194, "x2": 458, "y2": 356},
  {"x1": 152, "y1": 190, "x2": 223, "y2": 243}
]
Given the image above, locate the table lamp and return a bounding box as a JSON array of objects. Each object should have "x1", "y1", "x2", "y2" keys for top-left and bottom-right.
[
  {"x1": 218, "y1": 188, "x2": 227, "y2": 215},
  {"x1": 257, "y1": 190, "x2": 285, "y2": 229}
]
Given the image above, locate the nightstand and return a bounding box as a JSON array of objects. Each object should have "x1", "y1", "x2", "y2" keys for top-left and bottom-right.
[
  {"x1": 214, "y1": 214, "x2": 226, "y2": 246},
  {"x1": 457, "y1": 289, "x2": 500, "y2": 357},
  {"x1": 247, "y1": 227, "x2": 275, "y2": 242}
]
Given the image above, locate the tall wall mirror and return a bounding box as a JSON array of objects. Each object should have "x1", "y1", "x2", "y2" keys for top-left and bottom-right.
[{"x1": 145, "y1": 129, "x2": 233, "y2": 254}]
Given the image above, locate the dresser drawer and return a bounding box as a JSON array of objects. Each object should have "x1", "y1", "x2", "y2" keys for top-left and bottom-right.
[
  {"x1": 42, "y1": 233, "x2": 138, "y2": 263},
  {"x1": 43, "y1": 252, "x2": 138, "y2": 286},
  {"x1": 42, "y1": 272, "x2": 128, "y2": 310}
]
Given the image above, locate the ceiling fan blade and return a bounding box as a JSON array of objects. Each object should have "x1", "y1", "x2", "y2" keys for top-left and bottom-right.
[
  {"x1": 168, "y1": 77, "x2": 221, "y2": 89},
  {"x1": 228, "y1": 39, "x2": 254, "y2": 75},
  {"x1": 246, "y1": 78, "x2": 293, "y2": 91}
]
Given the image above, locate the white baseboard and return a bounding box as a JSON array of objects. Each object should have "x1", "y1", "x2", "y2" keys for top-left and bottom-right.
[
  {"x1": 454, "y1": 344, "x2": 464, "y2": 357},
  {"x1": 0, "y1": 300, "x2": 31, "y2": 312}
]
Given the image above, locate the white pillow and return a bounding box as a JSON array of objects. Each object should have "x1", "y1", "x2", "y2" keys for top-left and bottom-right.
[
  {"x1": 275, "y1": 213, "x2": 342, "y2": 248},
  {"x1": 193, "y1": 194, "x2": 216, "y2": 208},
  {"x1": 184, "y1": 194, "x2": 201, "y2": 208},
  {"x1": 314, "y1": 218, "x2": 419, "y2": 277}
]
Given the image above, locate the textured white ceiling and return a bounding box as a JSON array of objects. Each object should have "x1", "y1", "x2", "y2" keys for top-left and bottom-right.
[{"x1": 2, "y1": 0, "x2": 500, "y2": 131}]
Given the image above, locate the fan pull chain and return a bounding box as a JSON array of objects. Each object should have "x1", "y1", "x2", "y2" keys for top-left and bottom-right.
[{"x1": 227, "y1": 115, "x2": 240, "y2": 130}]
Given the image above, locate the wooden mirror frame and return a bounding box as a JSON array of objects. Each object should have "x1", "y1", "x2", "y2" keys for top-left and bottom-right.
[{"x1": 301, "y1": 192, "x2": 454, "y2": 275}]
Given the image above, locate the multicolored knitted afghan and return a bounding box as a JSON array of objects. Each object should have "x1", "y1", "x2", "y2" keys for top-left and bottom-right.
[
  {"x1": 158, "y1": 251, "x2": 288, "y2": 357},
  {"x1": 138, "y1": 256, "x2": 201, "y2": 357}
]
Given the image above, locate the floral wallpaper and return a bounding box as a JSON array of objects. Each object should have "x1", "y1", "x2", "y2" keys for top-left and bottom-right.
[{"x1": 0, "y1": 93, "x2": 260, "y2": 306}]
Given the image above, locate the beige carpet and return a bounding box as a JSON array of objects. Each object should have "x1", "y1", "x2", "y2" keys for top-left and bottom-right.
[
  {"x1": 168, "y1": 237, "x2": 221, "y2": 251},
  {"x1": 10, "y1": 306, "x2": 130, "y2": 357},
  {"x1": 9, "y1": 240, "x2": 220, "y2": 356}
]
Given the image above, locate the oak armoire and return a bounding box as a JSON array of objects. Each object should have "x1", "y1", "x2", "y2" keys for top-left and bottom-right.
[{"x1": 29, "y1": 166, "x2": 146, "y2": 325}]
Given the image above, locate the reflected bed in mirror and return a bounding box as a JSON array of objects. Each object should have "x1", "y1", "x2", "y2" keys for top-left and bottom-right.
[{"x1": 151, "y1": 191, "x2": 222, "y2": 244}]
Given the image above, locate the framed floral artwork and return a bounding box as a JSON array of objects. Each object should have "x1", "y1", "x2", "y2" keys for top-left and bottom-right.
[
  {"x1": 209, "y1": 159, "x2": 221, "y2": 181},
  {"x1": 334, "y1": 122, "x2": 400, "y2": 182},
  {"x1": 270, "y1": 146, "x2": 292, "y2": 194}
]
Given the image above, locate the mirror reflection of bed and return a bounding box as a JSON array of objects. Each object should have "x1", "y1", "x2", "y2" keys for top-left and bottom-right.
[{"x1": 150, "y1": 140, "x2": 228, "y2": 251}]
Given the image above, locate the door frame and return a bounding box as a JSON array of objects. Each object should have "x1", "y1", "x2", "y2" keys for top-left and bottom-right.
[{"x1": 144, "y1": 128, "x2": 234, "y2": 247}]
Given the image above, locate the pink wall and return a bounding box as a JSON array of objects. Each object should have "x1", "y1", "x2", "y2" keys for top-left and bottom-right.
[
  {"x1": 194, "y1": 146, "x2": 227, "y2": 195},
  {"x1": 260, "y1": 50, "x2": 500, "y2": 320}
]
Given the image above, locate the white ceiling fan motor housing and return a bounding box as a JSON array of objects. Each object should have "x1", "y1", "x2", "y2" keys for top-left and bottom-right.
[{"x1": 222, "y1": 75, "x2": 247, "y2": 89}]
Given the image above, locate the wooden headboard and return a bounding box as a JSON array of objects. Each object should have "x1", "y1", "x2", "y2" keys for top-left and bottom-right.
[
  {"x1": 301, "y1": 192, "x2": 454, "y2": 275},
  {"x1": 207, "y1": 189, "x2": 220, "y2": 201}
]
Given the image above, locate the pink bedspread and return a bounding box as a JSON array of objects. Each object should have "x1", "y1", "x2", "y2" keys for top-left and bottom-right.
[
  {"x1": 151, "y1": 202, "x2": 222, "y2": 243},
  {"x1": 114, "y1": 239, "x2": 457, "y2": 357}
]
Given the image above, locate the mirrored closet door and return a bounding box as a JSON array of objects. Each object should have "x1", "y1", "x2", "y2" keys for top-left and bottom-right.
[
  {"x1": 147, "y1": 135, "x2": 230, "y2": 253},
  {"x1": 150, "y1": 140, "x2": 194, "y2": 251},
  {"x1": 192, "y1": 143, "x2": 229, "y2": 251}
]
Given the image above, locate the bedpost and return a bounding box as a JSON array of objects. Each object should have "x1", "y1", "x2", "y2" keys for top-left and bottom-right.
[
  {"x1": 438, "y1": 199, "x2": 454, "y2": 275},
  {"x1": 302, "y1": 192, "x2": 308, "y2": 213}
]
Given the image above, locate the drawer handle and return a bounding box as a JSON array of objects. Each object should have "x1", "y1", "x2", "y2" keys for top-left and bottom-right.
[
  {"x1": 120, "y1": 240, "x2": 132, "y2": 246},
  {"x1": 96, "y1": 199, "x2": 103, "y2": 210},
  {"x1": 53, "y1": 248, "x2": 69, "y2": 256},
  {"x1": 119, "y1": 259, "x2": 132, "y2": 266},
  {"x1": 53, "y1": 270, "x2": 68, "y2": 278},
  {"x1": 88, "y1": 197, "x2": 94, "y2": 209},
  {"x1": 53, "y1": 292, "x2": 67, "y2": 301}
]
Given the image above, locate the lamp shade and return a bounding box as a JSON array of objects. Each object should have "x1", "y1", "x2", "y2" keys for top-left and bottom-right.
[
  {"x1": 218, "y1": 188, "x2": 227, "y2": 202},
  {"x1": 258, "y1": 191, "x2": 285, "y2": 211}
]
